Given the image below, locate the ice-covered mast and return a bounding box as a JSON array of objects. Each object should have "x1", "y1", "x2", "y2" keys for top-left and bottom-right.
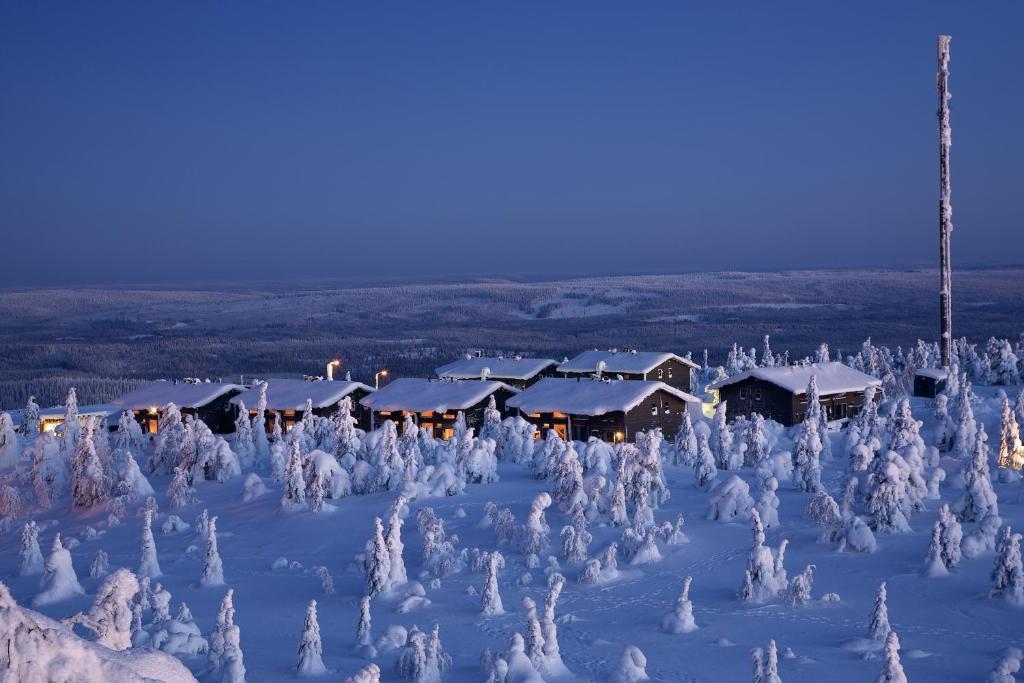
[{"x1": 937, "y1": 35, "x2": 953, "y2": 367}]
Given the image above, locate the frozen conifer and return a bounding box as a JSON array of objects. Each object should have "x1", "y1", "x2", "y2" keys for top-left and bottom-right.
[
  {"x1": 200, "y1": 515, "x2": 225, "y2": 587},
  {"x1": 296, "y1": 599, "x2": 326, "y2": 676}
]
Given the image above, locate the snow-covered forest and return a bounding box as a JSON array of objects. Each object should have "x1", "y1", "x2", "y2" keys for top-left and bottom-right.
[
  {"x1": 4, "y1": 267, "x2": 1024, "y2": 409},
  {"x1": 3, "y1": 334, "x2": 1024, "y2": 681}
]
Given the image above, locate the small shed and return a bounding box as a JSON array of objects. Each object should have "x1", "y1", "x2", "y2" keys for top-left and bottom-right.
[
  {"x1": 435, "y1": 355, "x2": 558, "y2": 389},
  {"x1": 359, "y1": 378, "x2": 519, "y2": 439},
  {"x1": 229, "y1": 378, "x2": 374, "y2": 432},
  {"x1": 709, "y1": 362, "x2": 881, "y2": 427},
  {"x1": 913, "y1": 368, "x2": 949, "y2": 398},
  {"x1": 507, "y1": 377, "x2": 701, "y2": 442},
  {"x1": 557, "y1": 349, "x2": 699, "y2": 393},
  {"x1": 113, "y1": 380, "x2": 244, "y2": 434}
]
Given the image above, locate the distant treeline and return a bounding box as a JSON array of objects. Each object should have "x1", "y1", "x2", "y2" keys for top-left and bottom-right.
[{"x1": 0, "y1": 377, "x2": 150, "y2": 411}]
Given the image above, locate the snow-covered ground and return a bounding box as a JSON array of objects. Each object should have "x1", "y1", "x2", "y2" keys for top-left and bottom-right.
[{"x1": 2, "y1": 387, "x2": 1023, "y2": 682}]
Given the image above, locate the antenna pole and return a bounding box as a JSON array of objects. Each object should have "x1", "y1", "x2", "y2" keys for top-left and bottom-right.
[{"x1": 937, "y1": 35, "x2": 954, "y2": 367}]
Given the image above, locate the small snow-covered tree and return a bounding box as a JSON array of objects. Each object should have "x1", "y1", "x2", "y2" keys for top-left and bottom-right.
[
  {"x1": 17, "y1": 521, "x2": 45, "y2": 577},
  {"x1": 876, "y1": 631, "x2": 907, "y2": 683},
  {"x1": 520, "y1": 492, "x2": 552, "y2": 560},
  {"x1": 932, "y1": 394, "x2": 955, "y2": 451},
  {"x1": 78, "y1": 568, "x2": 140, "y2": 650},
  {"x1": 744, "y1": 413, "x2": 770, "y2": 468},
  {"x1": 481, "y1": 395, "x2": 502, "y2": 445},
  {"x1": 710, "y1": 402, "x2": 740, "y2": 470},
  {"x1": 19, "y1": 395, "x2": 40, "y2": 437},
  {"x1": 356, "y1": 595, "x2": 373, "y2": 651},
  {"x1": 364, "y1": 517, "x2": 392, "y2": 597},
  {"x1": 208, "y1": 588, "x2": 246, "y2": 683},
  {"x1": 707, "y1": 475, "x2": 754, "y2": 522},
  {"x1": 954, "y1": 426, "x2": 999, "y2": 522},
  {"x1": 692, "y1": 431, "x2": 717, "y2": 490},
  {"x1": 756, "y1": 476, "x2": 781, "y2": 529},
  {"x1": 200, "y1": 515, "x2": 225, "y2": 587},
  {"x1": 607, "y1": 644, "x2": 649, "y2": 683},
  {"x1": 786, "y1": 564, "x2": 815, "y2": 607},
  {"x1": 673, "y1": 410, "x2": 698, "y2": 466},
  {"x1": 91, "y1": 549, "x2": 109, "y2": 578},
  {"x1": 138, "y1": 509, "x2": 162, "y2": 579},
  {"x1": 0, "y1": 412, "x2": 20, "y2": 469},
  {"x1": 740, "y1": 510, "x2": 787, "y2": 604},
  {"x1": 481, "y1": 551, "x2": 504, "y2": 616},
  {"x1": 661, "y1": 575, "x2": 697, "y2": 633},
  {"x1": 997, "y1": 396, "x2": 1024, "y2": 471},
  {"x1": 150, "y1": 403, "x2": 185, "y2": 475},
  {"x1": 70, "y1": 420, "x2": 112, "y2": 509},
  {"x1": 868, "y1": 581, "x2": 890, "y2": 641},
  {"x1": 868, "y1": 456, "x2": 911, "y2": 534},
  {"x1": 346, "y1": 663, "x2": 381, "y2": 683},
  {"x1": 252, "y1": 380, "x2": 271, "y2": 467},
  {"x1": 281, "y1": 439, "x2": 308, "y2": 512},
  {"x1": 296, "y1": 599, "x2": 326, "y2": 677},
  {"x1": 791, "y1": 415, "x2": 822, "y2": 493},
  {"x1": 33, "y1": 534, "x2": 85, "y2": 606},
  {"x1": 385, "y1": 496, "x2": 408, "y2": 587},
  {"x1": 167, "y1": 466, "x2": 197, "y2": 510},
  {"x1": 57, "y1": 387, "x2": 81, "y2": 457},
  {"x1": 952, "y1": 382, "x2": 978, "y2": 462}
]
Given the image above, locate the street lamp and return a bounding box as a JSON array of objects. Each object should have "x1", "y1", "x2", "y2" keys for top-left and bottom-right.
[
  {"x1": 375, "y1": 369, "x2": 389, "y2": 389},
  {"x1": 326, "y1": 359, "x2": 342, "y2": 381}
]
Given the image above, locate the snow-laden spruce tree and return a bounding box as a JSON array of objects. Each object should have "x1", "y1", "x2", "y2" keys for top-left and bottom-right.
[
  {"x1": 740, "y1": 510, "x2": 787, "y2": 604},
  {"x1": 233, "y1": 402, "x2": 255, "y2": 468},
  {"x1": 19, "y1": 395, "x2": 40, "y2": 438},
  {"x1": 281, "y1": 439, "x2": 308, "y2": 512},
  {"x1": 57, "y1": 387, "x2": 81, "y2": 457},
  {"x1": 786, "y1": 564, "x2": 815, "y2": 607},
  {"x1": 523, "y1": 596, "x2": 545, "y2": 668},
  {"x1": 251, "y1": 380, "x2": 270, "y2": 467},
  {"x1": 71, "y1": 420, "x2": 112, "y2": 509},
  {"x1": 707, "y1": 475, "x2": 754, "y2": 522},
  {"x1": 364, "y1": 517, "x2": 392, "y2": 597},
  {"x1": 952, "y1": 380, "x2": 978, "y2": 462},
  {"x1": 756, "y1": 476, "x2": 781, "y2": 529},
  {"x1": 209, "y1": 588, "x2": 246, "y2": 683},
  {"x1": 539, "y1": 573, "x2": 568, "y2": 676},
  {"x1": 115, "y1": 450, "x2": 153, "y2": 502},
  {"x1": 875, "y1": 631, "x2": 907, "y2": 683},
  {"x1": 791, "y1": 414, "x2": 822, "y2": 493},
  {"x1": 991, "y1": 528, "x2": 1024, "y2": 606},
  {"x1": 561, "y1": 512, "x2": 592, "y2": 564},
  {"x1": 90, "y1": 549, "x2": 109, "y2": 578},
  {"x1": 661, "y1": 575, "x2": 697, "y2": 633},
  {"x1": 520, "y1": 492, "x2": 552, "y2": 563},
  {"x1": 552, "y1": 442, "x2": 587, "y2": 513},
  {"x1": 138, "y1": 509, "x2": 162, "y2": 579},
  {"x1": 954, "y1": 426, "x2": 999, "y2": 522},
  {"x1": 76, "y1": 568, "x2": 139, "y2": 651},
  {"x1": 481, "y1": 395, "x2": 502, "y2": 445},
  {"x1": 296, "y1": 599, "x2": 326, "y2": 677},
  {"x1": 932, "y1": 394, "x2": 956, "y2": 451},
  {"x1": 345, "y1": 663, "x2": 381, "y2": 683},
  {"x1": 333, "y1": 396, "x2": 362, "y2": 466},
  {"x1": 710, "y1": 402, "x2": 740, "y2": 470},
  {"x1": 356, "y1": 595, "x2": 375, "y2": 656},
  {"x1": 17, "y1": 521, "x2": 44, "y2": 577},
  {"x1": 33, "y1": 533, "x2": 84, "y2": 606},
  {"x1": 149, "y1": 403, "x2": 185, "y2": 475},
  {"x1": 868, "y1": 581, "x2": 891, "y2": 641},
  {"x1": 997, "y1": 396, "x2": 1024, "y2": 472},
  {"x1": 167, "y1": 465, "x2": 197, "y2": 510},
  {"x1": 923, "y1": 521, "x2": 948, "y2": 577},
  {"x1": 751, "y1": 638, "x2": 782, "y2": 683},
  {"x1": 868, "y1": 455, "x2": 911, "y2": 534},
  {"x1": 385, "y1": 496, "x2": 408, "y2": 587},
  {"x1": 744, "y1": 413, "x2": 770, "y2": 468},
  {"x1": 607, "y1": 645, "x2": 649, "y2": 683},
  {"x1": 481, "y1": 551, "x2": 504, "y2": 616},
  {"x1": 0, "y1": 412, "x2": 20, "y2": 470},
  {"x1": 692, "y1": 431, "x2": 718, "y2": 490},
  {"x1": 200, "y1": 515, "x2": 225, "y2": 587},
  {"x1": 372, "y1": 420, "x2": 403, "y2": 492},
  {"x1": 673, "y1": 410, "x2": 698, "y2": 466}
]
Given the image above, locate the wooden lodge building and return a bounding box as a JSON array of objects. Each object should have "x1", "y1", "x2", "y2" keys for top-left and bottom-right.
[
  {"x1": 557, "y1": 349, "x2": 699, "y2": 393},
  {"x1": 913, "y1": 368, "x2": 949, "y2": 398},
  {"x1": 359, "y1": 377, "x2": 519, "y2": 439},
  {"x1": 507, "y1": 377, "x2": 702, "y2": 442},
  {"x1": 114, "y1": 379, "x2": 244, "y2": 434},
  {"x1": 229, "y1": 378, "x2": 374, "y2": 432},
  {"x1": 709, "y1": 362, "x2": 881, "y2": 427},
  {"x1": 434, "y1": 354, "x2": 558, "y2": 390}
]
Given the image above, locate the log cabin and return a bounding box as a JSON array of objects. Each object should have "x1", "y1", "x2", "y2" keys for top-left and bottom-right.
[
  {"x1": 557, "y1": 349, "x2": 699, "y2": 393},
  {"x1": 709, "y1": 362, "x2": 881, "y2": 427},
  {"x1": 506, "y1": 377, "x2": 702, "y2": 442},
  {"x1": 435, "y1": 354, "x2": 558, "y2": 389},
  {"x1": 113, "y1": 379, "x2": 244, "y2": 434},
  {"x1": 229, "y1": 378, "x2": 374, "y2": 432},
  {"x1": 359, "y1": 378, "x2": 519, "y2": 439},
  {"x1": 913, "y1": 368, "x2": 949, "y2": 398}
]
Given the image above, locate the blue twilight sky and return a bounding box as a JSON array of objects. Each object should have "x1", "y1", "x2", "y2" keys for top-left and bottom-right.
[{"x1": 1, "y1": 2, "x2": 1022, "y2": 287}]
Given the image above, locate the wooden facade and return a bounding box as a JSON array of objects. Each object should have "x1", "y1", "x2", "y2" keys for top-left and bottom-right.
[
  {"x1": 717, "y1": 377, "x2": 872, "y2": 427},
  {"x1": 519, "y1": 387, "x2": 693, "y2": 442},
  {"x1": 241, "y1": 387, "x2": 373, "y2": 433},
  {"x1": 913, "y1": 369, "x2": 948, "y2": 398},
  {"x1": 135, "y1": 389, "x2": 241, "y2": 435},
  {"x1": 370, "y1": 387, "x2": 516, "y2": 439},
  {"x1": 558, "y1": 351, "x2": 697, "y2": 393}
]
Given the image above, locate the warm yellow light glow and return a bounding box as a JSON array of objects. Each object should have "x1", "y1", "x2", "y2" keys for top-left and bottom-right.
[
  {"x1": 614, "y1": 431, "x2": 624, "y2": 443},
  {"x1": 147, "y1": 406, "x2": 158, "y2": 415}
]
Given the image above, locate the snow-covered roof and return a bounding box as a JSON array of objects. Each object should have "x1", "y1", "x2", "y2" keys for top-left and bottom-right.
[
  {"x1": 507, "y1": 377, "x2": 700, "y2": 416},
  {"x1": 359, "y1": 378, "x2": 518, "y2": 413},
  {"x1": 435, "y1": 356, "x2": 558, "y2": 381},
  {"x1": 228, "y1": 379, "x2": 373, "y2": 411},
  {"x1": 557, "y1": 350, "x2": 699, "y2": 374},
  {"x1": 37, "y1": 404, "x2": 123, "y2": 420},
  {"x1": 112, "y1": 380, "x2": 244, "y2": 410},
  {"x1": 709, "y1": 362, "x2": 881, "y2": 396},
  {"x1": 914, "y1": 367, "x2": 949, "y2": 381}
]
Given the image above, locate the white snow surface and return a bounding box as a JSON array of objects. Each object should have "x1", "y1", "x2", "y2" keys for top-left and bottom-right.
[
  {"x1": 359, "y1": 378, "x2": 518, "y2": 413},
  {"x1": 710, "y1": 361, "x2": 881, "y2": 395},
  {"x1": 557, "y1": 349, "x2": 700, "y2": 374},
  {"x1": 112, "y1": 380, "x2": 244, "y2": 410},
  {"x1": 229, "y1": 378, "x2": 373, "y2": 411},
  {"x1": 915, "y1": 368, "x2": 950, "y2": 381},
  {"x1": 507, "y1": 377, "x2": 700, "y2": 416},
  {"x1": 36, "y1": 403, "x2": 122, "y2": 422},
  {"x1": 434, "y1": 356, "x2": 557, "y2": 381}
]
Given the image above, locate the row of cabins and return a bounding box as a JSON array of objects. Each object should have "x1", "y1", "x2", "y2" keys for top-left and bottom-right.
[{"x1": 34, "y1": 351, "x2": 887, "y2": 443}]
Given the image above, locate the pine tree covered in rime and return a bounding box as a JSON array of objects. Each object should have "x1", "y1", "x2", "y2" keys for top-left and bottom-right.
[
  {"x1": 30, "y1": 432, "x2": 65, "y2": 511},
  {"x1": 138, "y1": 509, "x2": 162, "y2": 579},
  {"x1": 868, "y1": 455, "x2": 912, "y2": 533},
  {"x1": 997, "y1": 396, "x2": 1024, "y2": 471},
  {"x1": 761, "y1": 335, "x2": 776, "y2": 367},
  {"x1": 481, "y1": 395, "x2": 502, "y2": 445},
  {"x1": 208, "y1": 588, "x2": 246, "y2": 683},
  {"x1": 252, "y1": 380, "x2": 270, "y2": 467},
  {"x1": 200, "y1": 516, "x2": 225, "y2": 587},
  {"x1": 932, "y1": 394, "x2": 956, "y2": 451},
  {"x1": 346, "y1": 663, "x2": 381, "y2": 683},
  {"x1": 296, "y1": 599, "x2": 326, "y2": 677},
  {"x1": 115, "y1": 450, "x2": 153, "y2": 502},
  {"x1": 710, "y1": 402, "x2": 740, "y2": 470},
  {"x1": 953, "y1": 379, "x2": 977, "y2": 462},
  {"x1": 90, "y1": 549, "x2": 109, "y2": 578},
  {"x1": 33, "y1": 533, "x2": 85, "y2": 606},
  {"x1": 534, "y1": 430, "x2": 566, "y2": 480},
  {"x1": 923, "y1": 521, "x2": 948, "y2": 577},
  {"x1": 876, "y1": 631, "x2": 907, "y2": 683},
  {"x1": 333, "y1": 396, "x2": 361, "y2": 464},
  {"x1": 756, "y1": 476, "x2": 781, "y2": 529},
  {"x1": 76, "y1": 568, "x2": 139, "y2": 651},
  {"x1": 149, "y1": 403, "x2": 185, "y2": 475},
  {"x1": 552, "y1": 441, "x2": 587, "y2": 513},
  {"x1": 636, "y1": 429, "x2": 670, "y2": 506},
  {"x1": 385, "y1": 496, "x2": 408, "y2": 587},
  {"x1": 868, "y1": 581, "x2": 891, "y2": 641},
  {"x1": 70, "y1": 421, "x2": 112, "y2": 509},
  {"x1": 954, "y1": 426, "x2": 999, "y2": 522},
  {"x1": 561, "y1": 512, "x2": 592, "y2": 564},
  {"x1": 991, "y1": 528, "x2": 1024, "y2": 605},
  {"x1": 791, "y1": 416, "x2": 822, "y2": 493},
  {"x1": 58, "y1": 387, "x2": 81, "y2": 457},
  {"x1": 356, "y1": 595, "x2": 373, "y2": 650},
  {"x1": 372, "y1": 420, "x2": 403, "y2": 492},
  {"x1": 673, "y1": 410, "x2": 698, "y2": 466},
  {"x1": 740, "y1": 510, "x2": 787, "y2": 603},
  {"x1": 481, "y1": 551, "x2": 504, "y2": 616},
  {"x1": 539, "y1": 573, "x2": 567, "y2": 675},
  {"x1": 150, "y1": 582, "x2": 172, "y2": 622},
  {"x1": 113, "y1": 409, "x2": 143, "y2": 455},
  {"x1": 365, "y1": 517, "x2": 392, "y2": 597},
  {"x1": 522, "y1": 596, "x2": 545, "y2": 669},
  {"x1": 20, "y1": 395, "x2": 40, "y2": 437},
  {"x1": 399, "y1": 415, "x2": 422, "y2": 477},
  {"x1": 0, "y1": 412, "x2": 20, "y2": 470},
  {"x1": 751, "y1": 639, "x2": 782, "y2": 683},
  {"x1": 17, "y1": 521, "x2": 44, "y2": 576},
  {"x1": 806, "y1": 491, "x2": 843, "y2": 544},
  {"x1": 521, "y1": 493, "x2": 552, "y2": 559},
  {"x1": 786, "y1": 564, "x2": 815, "y2": 606},
  {"x1": 692, "y1": 431, "x2": 718, "y2": 490},
  {"x1": 167, "y1": 466, "x2": 197, "y2": 510},
  {"x1": 937, "y1": 503, "x2": 963, "y2": 569},
  {"x1": 661, "y1": 575, "x2": 697, "y2": 633},
  {"x1": 609, "y1": 473, "x2": 628, "y2": 526},
  {"x1": 281, "y1": 439, "x2": 308, "y2": 512},
  {"x1": 232, "y1": 402, "x2": 256, "y2": 468},
  {"x1": 0, "y1": 484, "x2": 21, "y2": 524},
  {"x1": 743, "y1": 413, "x2": 770, "y2": 468}
]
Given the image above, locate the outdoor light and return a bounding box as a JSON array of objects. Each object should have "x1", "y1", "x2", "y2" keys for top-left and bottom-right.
[
  {"x1": 375, "y1": 369, "x2": 389, "y2": 390},
  {"x1": 326, "y1": 359, "x2": 342, "y2": 381}
]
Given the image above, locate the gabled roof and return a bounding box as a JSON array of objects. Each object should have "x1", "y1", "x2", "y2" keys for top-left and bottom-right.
[
  {"x1": 709, "y1": 362, "x2": 881, "y2": 396},
  {"x1": 507, "y1": 377, "x2": 700, "y2": 417},
  {"x1": 359, "y1": 378, "x2": 518, "y2": 413},
  {"x1": 557, "y1": 350, "x2": 699, "y2": 375},
  {"x1": 229, "y1": 379, "x2": 373, "y2": 411},
  {"x1": 36, "y1": 404, "x2": 123, "y2": 422},
  {"x1": 435, "y1": 356, "x2": 558, "y2": 381},
  {"x1": 112, "y1": 380, "x2": 244, "y2": 411},
  {"x1": 914, "y1": 367, "x2": 949, "y2": 381}
]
